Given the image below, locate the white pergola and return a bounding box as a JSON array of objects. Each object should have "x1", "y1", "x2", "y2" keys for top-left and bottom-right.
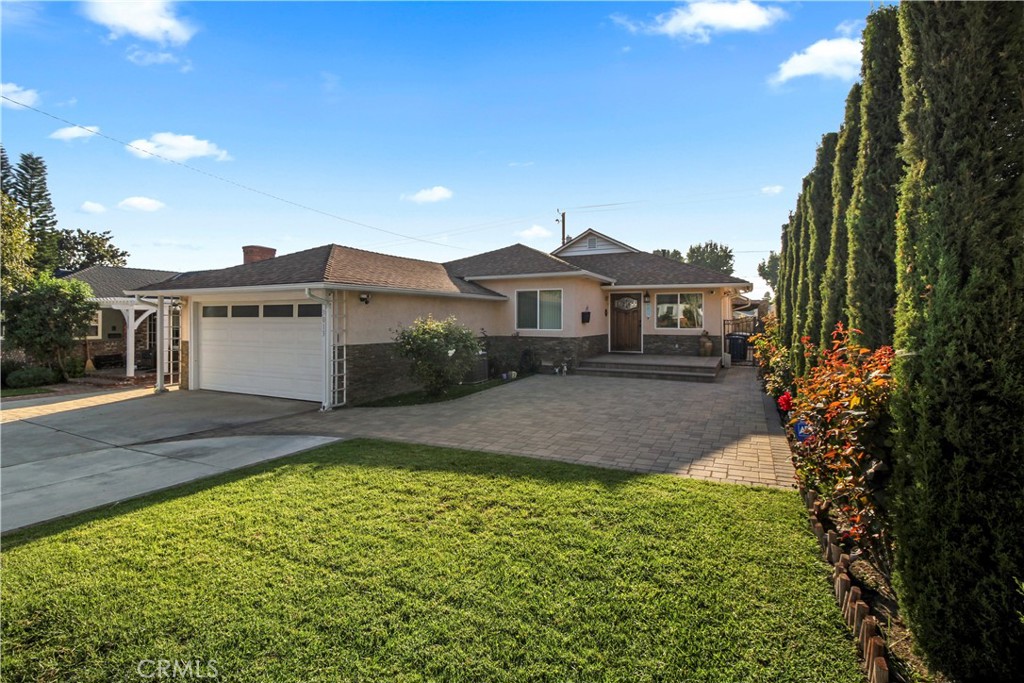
[{"x1": 89, "y1": 296, "x2": 167, "y2": 379}]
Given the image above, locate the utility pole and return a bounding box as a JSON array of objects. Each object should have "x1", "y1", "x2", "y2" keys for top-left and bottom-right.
[{"x1": 556, "y1": 209, "x2": 566, "y2": 245}]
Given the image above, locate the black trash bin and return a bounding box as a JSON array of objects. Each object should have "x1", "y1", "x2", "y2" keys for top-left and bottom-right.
[{"x1": 726, "y1": 334, "x2": 748, "y2": 363}]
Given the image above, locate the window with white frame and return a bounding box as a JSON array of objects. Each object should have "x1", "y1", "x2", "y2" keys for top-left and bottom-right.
[
  {"x1": 86, "y1": 310, "x2": 102, "y2": 339},
  {"x1": 516, "y1": 289, "x2": 562, "y2": 330},
  {"x1": 655, "y1": 293, "x2": 703, "y2": 329}
]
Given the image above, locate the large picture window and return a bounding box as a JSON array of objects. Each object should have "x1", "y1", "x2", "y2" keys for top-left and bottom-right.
[
  {"x1": 655, "y1": 293, "x2": 703, "y2": 329},
  {"x1": 516, "y1": 289, "x2": 562, "y2": 330}
]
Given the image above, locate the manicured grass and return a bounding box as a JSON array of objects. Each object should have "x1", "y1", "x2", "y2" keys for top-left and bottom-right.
[
  {"x1": 357, "y1": 378, "x2": 507, "y2": 407},
  {"x1": 1, "y1": 440, "x2": 862, "y2": 682},
  {"x1": 0, "y1": 386, "x2": 53, "y2": 398}
]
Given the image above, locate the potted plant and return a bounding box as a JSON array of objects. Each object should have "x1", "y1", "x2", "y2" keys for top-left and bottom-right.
[{"x1": 699, "y1": 330, "x2": 713, "y2": 357}]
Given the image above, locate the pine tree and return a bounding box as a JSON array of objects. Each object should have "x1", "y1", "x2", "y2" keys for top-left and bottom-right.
[
  {"x1": 14, "y1": 153, "x2": 60, "y2": 273},
  {"x1": 891, "y1": 3, "x2": 1024, "y2": 680},
  {"x1": 801, "y1": 132, "x2": 838, "y2": 349},
  {"x1": 845, "y1": 6, "x2": 903, "y2": 349},
  {"x1": 819, "y1": 83, "x2": 862, "y2": 345},
  {"x1": 1, "y1": 144, "x2": 14, "y2": 197}
]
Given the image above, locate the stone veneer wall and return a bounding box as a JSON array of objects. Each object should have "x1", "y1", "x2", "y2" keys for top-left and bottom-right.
[
  {"x1": 179, "y1": 340, "x2": 189, "y2": 390},
  {"x1": 642, "y1": 334, "x2": 722, "y2": 357},
  {"x1": 345, "y1": 342, "x2": 419, "y2": 405},
  {"x1": 484, "y1": 334, "x2": 607, "y2": 371}
]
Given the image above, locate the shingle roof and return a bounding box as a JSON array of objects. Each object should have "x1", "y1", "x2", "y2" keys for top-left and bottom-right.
[
  {"x1": 444, "y1": 244, "x2": 585, "y2": 278},
  {"x1": 133, "y1": 244, "x2": 504, "y2": 298},
  {"x1": 63, "y1": 265, "x2": 180, "y2": 298},
  {"x1": 561, "y1": 252, "x2": 752, "y2": 287}
]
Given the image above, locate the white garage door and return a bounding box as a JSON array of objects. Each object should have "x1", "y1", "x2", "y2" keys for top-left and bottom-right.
[{"x1": 197, "y1": 302, "x2": 323, "y2": 402}]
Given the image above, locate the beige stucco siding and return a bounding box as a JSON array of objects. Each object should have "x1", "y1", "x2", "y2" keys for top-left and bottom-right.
[
  {"x1": 638, "y1": 287, "x2": 727, "y2": 337},
  {"x1": 471, "y1": 276, "x2": 608, "y2": 338},
  {"x1": 341, "y1": 291, "x2": 503, "y2": 345}
]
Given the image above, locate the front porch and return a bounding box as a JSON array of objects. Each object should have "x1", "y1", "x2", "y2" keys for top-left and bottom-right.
[{"x1": 575, "y1": 353, "x2": 722, "y2": 382}]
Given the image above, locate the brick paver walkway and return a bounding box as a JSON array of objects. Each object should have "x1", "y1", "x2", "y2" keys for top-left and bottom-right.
[
  {"x1": 211, "y1": 366, "x2": 796, "y2": 489},
  {"x1": 0, "y1": 387, "x2": 166, "y2": 424}
]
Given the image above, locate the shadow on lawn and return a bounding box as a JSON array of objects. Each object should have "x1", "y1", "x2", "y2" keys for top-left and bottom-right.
[{"x1": 1, "y1": 438, "x2": 653, "y2": 550}]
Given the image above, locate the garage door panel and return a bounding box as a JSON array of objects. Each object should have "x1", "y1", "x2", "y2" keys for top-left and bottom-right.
[{"x1": 197, "y1": 304, "x2": 323, "y2": 402}]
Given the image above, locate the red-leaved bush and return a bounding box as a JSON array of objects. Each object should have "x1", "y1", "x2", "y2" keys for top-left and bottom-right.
[{"x1": 789, "y1": 323, "x2": 896, "y2": 576}]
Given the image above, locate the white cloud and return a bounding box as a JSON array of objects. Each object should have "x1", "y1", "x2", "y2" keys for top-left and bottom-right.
[
  {"x1": 127, "y1": 132, "x2": 230, "y2": 162},
  {"x1": 508, "y1": 161, "x2": 534, "y2": 168},
  {"x1": 401, "y1": 186, "x2": 453, "y2": 204},
  {"x1": 118, "y1": 196, "x2": 166, "y2": 212},
  {"x1": 126, "y1": 46, "x2": 178, "y2": 66},
  {"x1": 50, "y1": 125, "x2": 100, "y2": 141},
  {"x1": 770, "y1": 37, "x2": 861, "y2": 85},
  {"x1": 82, "y1": 0, "x2": 196, "y2": 45},
  {"x1": 80, "y1": 201, "x2": 107, "y2": 214},
  {"x1": 1, "y1": 82, "x2": 40, "y2": 108},
  {"x1": 614, "y1": 1, "x2": 786, "y2": 44},
  {"x1": 761, "y1": 185, "x2": 784, "y2": 195},
  {"x1": 836, "y1": 19, "x2": 865, "y2": 38},
  {"x1": 517, "y1": 225, "x2": 552, "y2": 241}
]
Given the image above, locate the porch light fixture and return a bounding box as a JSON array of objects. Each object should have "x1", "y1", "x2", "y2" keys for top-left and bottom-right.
[
  {"x1": 643, "y1": 291, "x2": 651, "y2": 304},
  {"x1": 359, "y1": 293, "x2": 372, "y2": 305}
]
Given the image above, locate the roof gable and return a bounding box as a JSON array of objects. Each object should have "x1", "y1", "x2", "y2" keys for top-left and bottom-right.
[
  {"x1": 561, "y1": 251, "x2": 752, "y2": 288},
  {"x1": 551, "y1": 229, "x2": 638, "y2": 257},
  {"x1": 444, "y1": 244, "x2": 582, "y2": 278}
]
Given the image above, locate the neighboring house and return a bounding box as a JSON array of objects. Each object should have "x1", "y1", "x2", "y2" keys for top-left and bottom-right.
[
  {"x1": 130, "y1": 230, "x2": 752, "y2": 408},
  {"x1": 62, "y1": 266, "x2": 179, "y2": 376}
]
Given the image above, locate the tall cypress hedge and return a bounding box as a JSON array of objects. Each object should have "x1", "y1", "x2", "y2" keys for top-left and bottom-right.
[
  {"x1": 845, "y1": 6, "x2": 903, "y2": 349},
  {"x1": 789, "y1": 183, "x2": 812, "y2": 374},
  {"x1": 801, "y1": 132, "x2": 838, "y2": 349},
  {"x1": 892, "y1": 2, "x2": 1024, "y2": 681},
  {"x1": 819, "y1": 84, "x2": 862, "y2": 345}
]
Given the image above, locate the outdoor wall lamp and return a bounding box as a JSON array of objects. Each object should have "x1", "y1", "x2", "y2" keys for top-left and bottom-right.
[
  {"x1": 359, "y1": 293, "x2": 372, "y2": 305},
  {"x1": 643, "y1": 291, "x2": 651, "y2": 304}
]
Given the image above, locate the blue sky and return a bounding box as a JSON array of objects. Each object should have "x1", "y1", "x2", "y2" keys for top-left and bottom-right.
[{"x1": 2, "y1": 1, "x2": 873, "y2": 294}]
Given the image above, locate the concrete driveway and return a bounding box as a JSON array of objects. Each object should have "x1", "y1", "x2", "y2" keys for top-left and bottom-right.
[{"x1": 1, "y1": 389, "x2": 336, "y2": 533}]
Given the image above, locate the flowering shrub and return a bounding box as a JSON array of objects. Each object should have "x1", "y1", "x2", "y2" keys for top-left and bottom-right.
[
  {"x1": 789, "y1": 323, "x2": 896, "y2": 576},
  {"x1": 393, "y1": 315, "x2": 482, "y2": 396},
  {"x1": 776, "y1": 390, "x2": 793, "y2": 412},
  {"x1": 749, "y1": 314, "x2": 793, "y2": 399}
]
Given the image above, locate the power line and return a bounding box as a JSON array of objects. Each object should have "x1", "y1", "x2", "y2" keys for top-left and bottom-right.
[{"x1": 1, "y1": 95, "x2": 463, "y2": 250}]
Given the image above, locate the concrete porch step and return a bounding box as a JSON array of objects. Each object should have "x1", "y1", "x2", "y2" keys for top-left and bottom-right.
[
  {"x1": 576, "y1": 354, "x2": 721, "y2": 382},
  {"x1": 574, "y1": 366, "x2": 718, "y2": 383}
]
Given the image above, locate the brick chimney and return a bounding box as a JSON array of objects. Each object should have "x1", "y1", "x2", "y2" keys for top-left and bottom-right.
[{"x1": 242, "y1": 245, "x2": 276, "y2": 264}]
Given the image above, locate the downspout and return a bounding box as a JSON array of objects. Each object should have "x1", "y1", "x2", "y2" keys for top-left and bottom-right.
[{"x1": 305, "y1": 288, "x2": 333, "y2": 411}]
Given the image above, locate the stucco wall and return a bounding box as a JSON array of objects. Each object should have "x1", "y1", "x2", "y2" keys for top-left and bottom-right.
[{"x1": 468, "y1": 276, "x2": 608, "y2": 339}]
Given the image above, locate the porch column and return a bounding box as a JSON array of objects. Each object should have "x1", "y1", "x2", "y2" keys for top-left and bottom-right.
[
  {"x1": 155, "y1": 296, "x2": 166, "y2": 393},
  {"x1": 121, "y1": 306, "x2": 136, "y2": 378}
]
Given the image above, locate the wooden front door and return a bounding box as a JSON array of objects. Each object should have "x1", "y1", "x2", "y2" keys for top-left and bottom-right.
[{"x1": 610, "y1": 293, "x2": 642, "y2": 352}]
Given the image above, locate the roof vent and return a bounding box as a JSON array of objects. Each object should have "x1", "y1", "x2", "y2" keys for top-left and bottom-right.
[
  {"x1": 587, "y1": 236, "x2": 597, "y2": 249},
  {"x1": 242, "y1": 245, "x2": 276, "y2": 265}
]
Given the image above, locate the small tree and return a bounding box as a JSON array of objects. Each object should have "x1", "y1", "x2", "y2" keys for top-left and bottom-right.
[
  {"x1": 57, "y1": 228, "x2": 130, "y2": 271},
  {"x1": 653, "y1": 248, "x2": 684, "y2": 262},
  {"x1": 393, "y1": 315, "x2": 482, "y2": 396},
  {"x1": 3, "y1": 274, "x2": 96, "y2": 379},
  {"x1": 757, "y1": 250, "x2": 780, "y2": 294},
  {"x1": 685, "y1": 240, "x2": 734, "y2": 275}
]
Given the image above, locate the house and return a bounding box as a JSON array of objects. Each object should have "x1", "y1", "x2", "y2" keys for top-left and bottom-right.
[
  {"x1": 61, "y1": 265, "x2": 179, "y2": 376},
  {"x1": 130, "y1": 230, "x2": 752, "y2": 408}
]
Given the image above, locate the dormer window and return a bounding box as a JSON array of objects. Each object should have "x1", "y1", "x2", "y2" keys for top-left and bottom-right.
[{"x1": 587, "y1": 236, "x2": 597, "y2": 249}]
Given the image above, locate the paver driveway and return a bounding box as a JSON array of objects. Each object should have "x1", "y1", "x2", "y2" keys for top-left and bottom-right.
[{"x1": 216, "y1": 366, "x2": 796, "y2": 488}]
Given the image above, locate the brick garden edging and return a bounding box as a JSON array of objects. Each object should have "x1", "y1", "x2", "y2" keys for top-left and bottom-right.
[{"x1": 802, "y1": 487, "x2": 891, "y2": 683}]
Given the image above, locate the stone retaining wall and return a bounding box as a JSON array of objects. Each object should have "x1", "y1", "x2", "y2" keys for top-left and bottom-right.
[{"x1": 642, "y1": 333, "x2": 722, "y2": 357}]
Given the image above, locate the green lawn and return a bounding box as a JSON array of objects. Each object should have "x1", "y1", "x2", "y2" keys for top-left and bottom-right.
[
  {"x1": 0, "y1": 386, "x2": 53, "y2": 398},
  {"x1": 1, "y1": 440, "x2": 862, "y2": 683}
]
